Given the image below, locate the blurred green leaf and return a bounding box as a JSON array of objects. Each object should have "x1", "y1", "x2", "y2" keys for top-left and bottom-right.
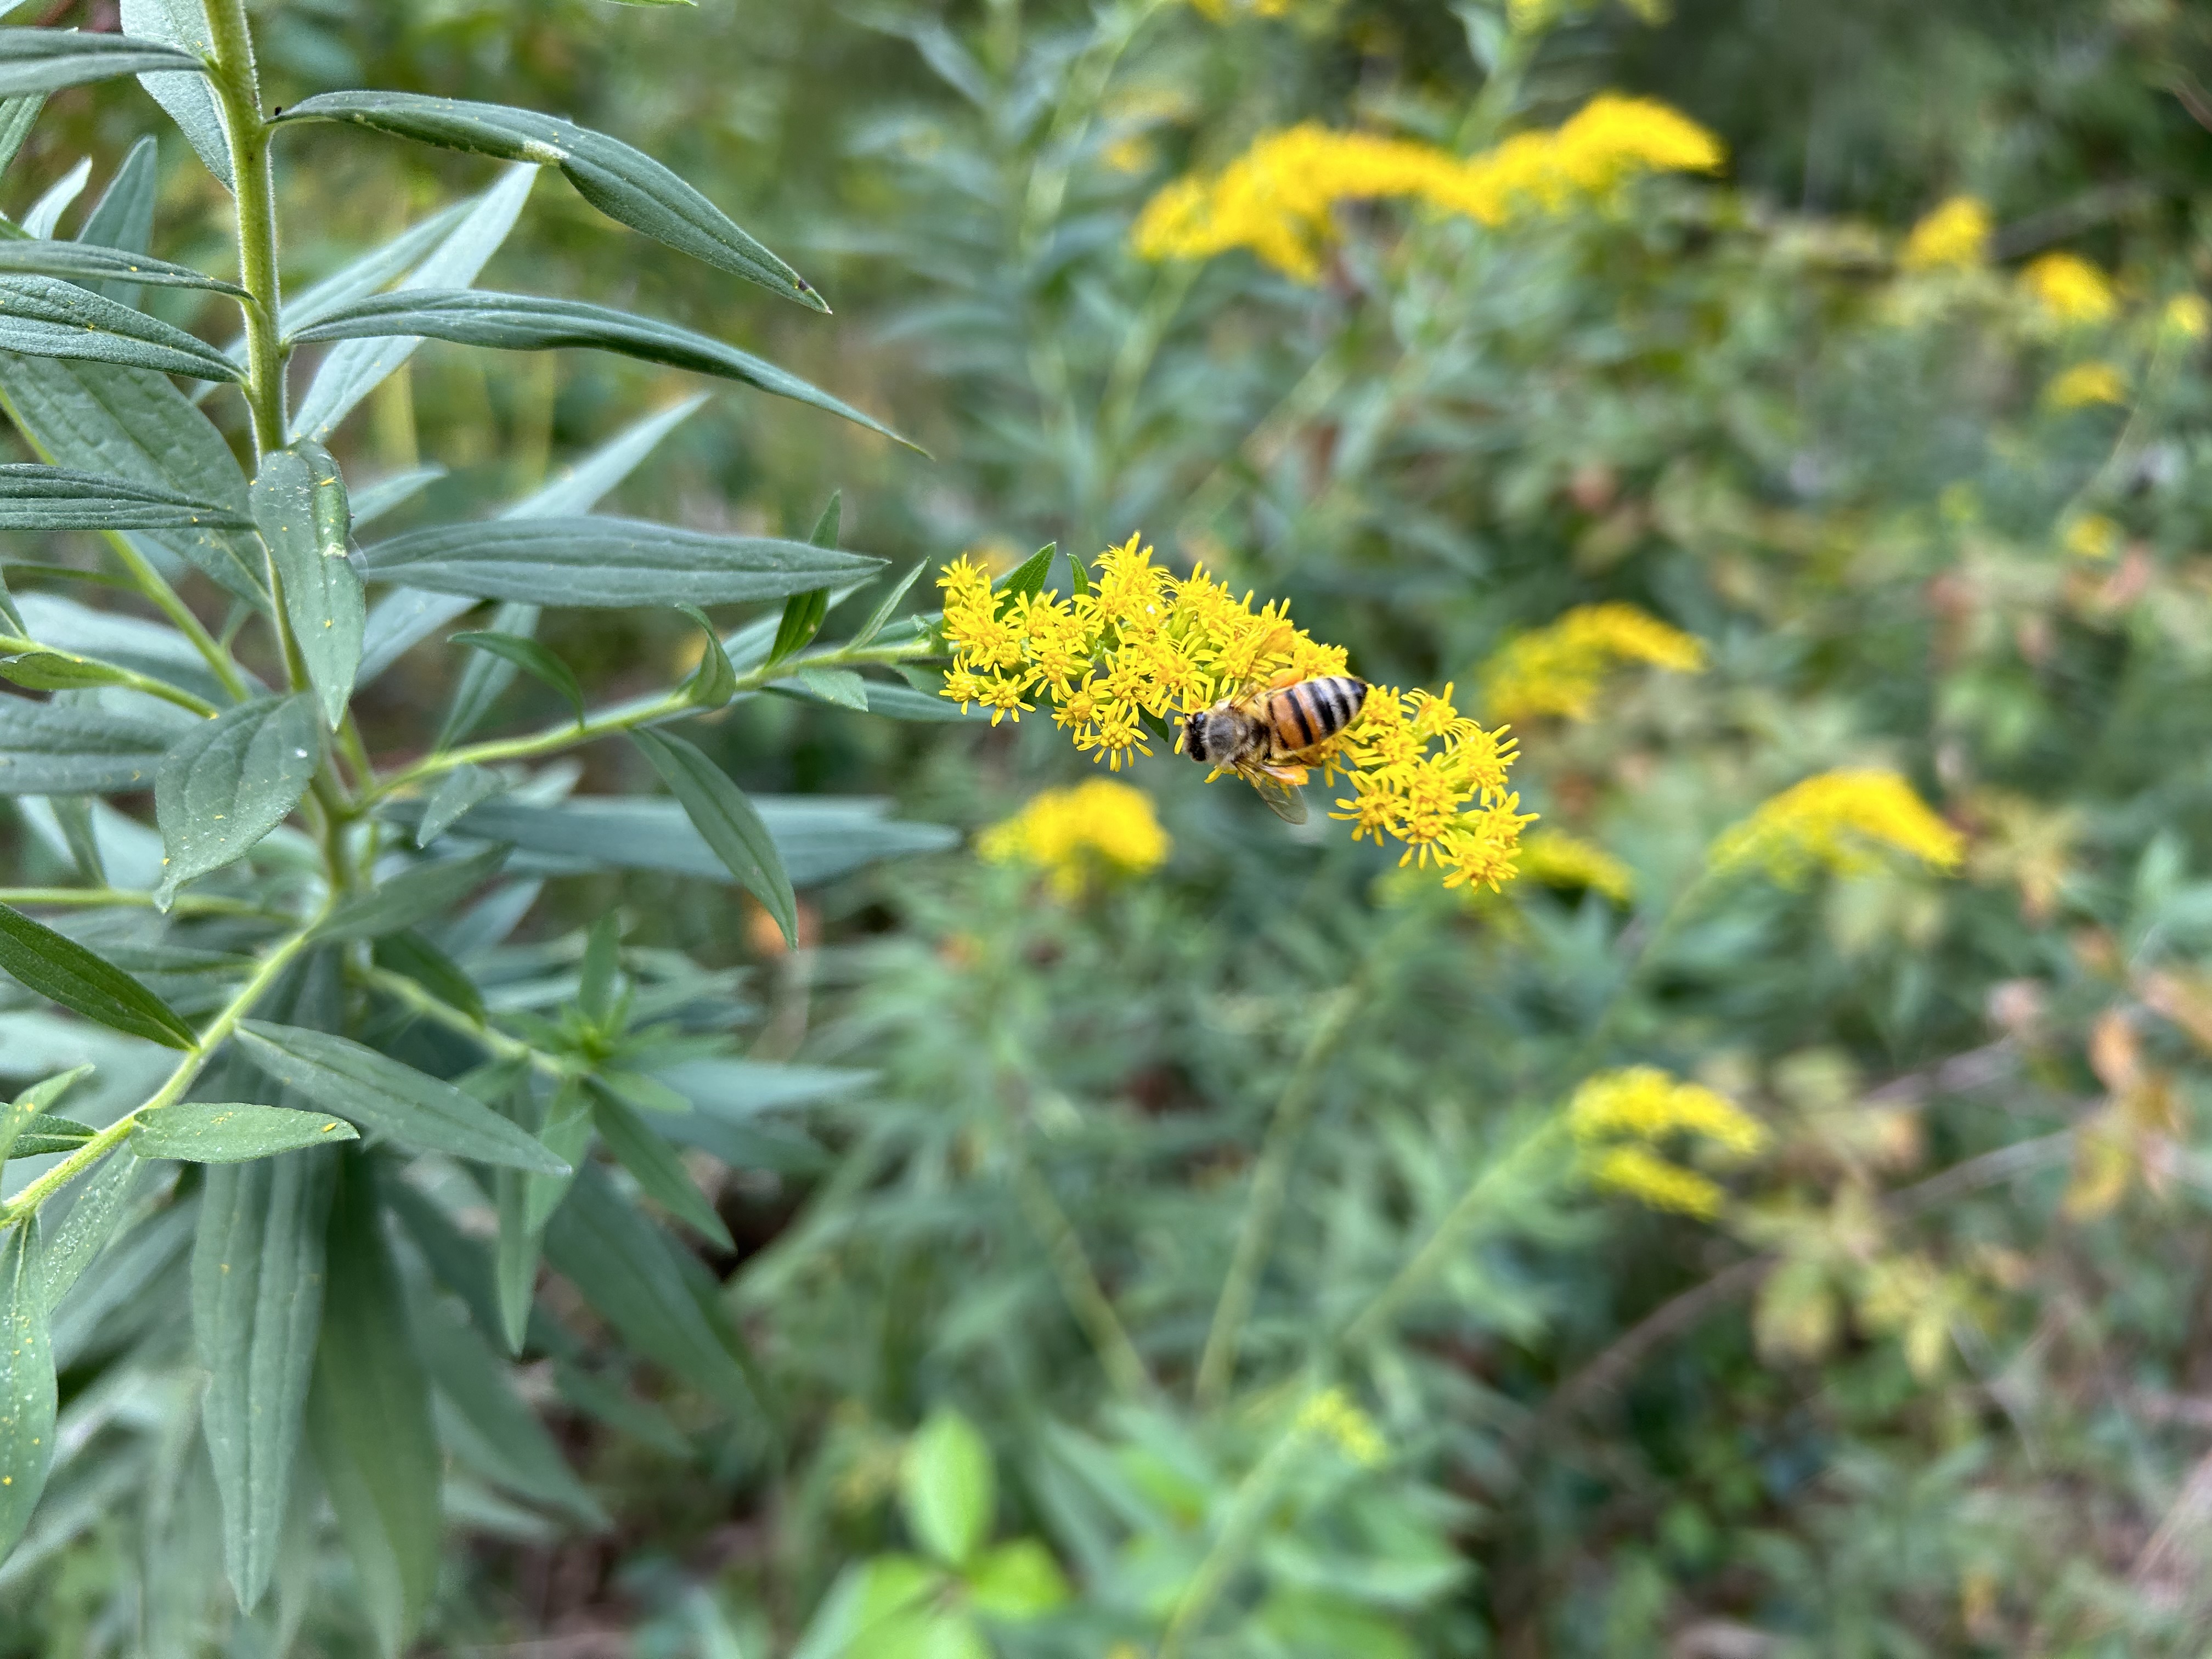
[
  {"x1": 346, "y1": 465, "x2": 444, "y2": 529},
  {"x1": 589, "y1": 1088, "x2": 733, "y2": 1249},
  {"x1": 73, "y1": 133, "x2": 157, "y2": 306},
  {"x1": 0, "y1": 31, "x2": 202, "y2": 96},
  {"x1": 901, "y1": 1409, "x2": 995, "y2": 1568},
  {"x1": 966, "y1": 1538, "x2": 1070, "y2": 1620},
  {"x1": 193, "y1": 1148, "x2": 335, "y2": 1612},
  {"x1": 118, "y1": 0, "x2": 232, "y2": 189},
  {"x1": 631, "y1": 726, "x2": 797, "y2": 946},
  {"x1": 415, "y1": 763, "x2": 507, "y2": 848},
  {"x1": 0, "y1": 649, "x2": 137, "y2": 693},
  {"x1": 272, "y1": 92, "x2": 825, "y2": 308},
  {"x1": 578, "y1": 914, "x2": 621, "y2": 1023},
  {"x1": 0, "y1": 95, "x2": 42, "y2": 179},
  {"x1": 0, "y1": 901, "x2": 194, "y2": 1048},
  {"x1": 679, "y1": 604, "x2": 738, "y2": 709},
  {"x1": 0, "y1": 1220, "x2": 54, "y2": 1563},
  {"x1": 37, "y1": 1148, "x2": 137, "y2": 1312},
  {"x1": 0, "y1": 276, "x2": 241, "y2": 381},
  {"x1": 10, "y1": 1113, "x2": 93, "y2": 1158},
  {"x1": 370, "y1": 928, "x2": 486, "y2": 1024},
  {"x1": 0, "y1": 239, "x2": 241, "y2": 297},
  {"x1": 0, "y1": 464, "x2": 251, "y2": 529},
  {"x1": 320, "y1": 844, "x2": 511, "y2": 943},
  {"x1": 791, "y1": 667, "x2": 868, "y2": 710},
  {"x1": 152, "y1": 694, "x2": 320, "y2": 908},
  {"x1": 233, "y1": 1022, "x2": 572, "y2": 1175},
  {"x1": 452, "y1": 630, "x2": 585, "y2": 727},
  {"x1": 136, "y1": 1102, "x2": 358, "y2": 1163},
  {"x1": 992, "y1": 543, "x2": 1055, "y2": 601},
  {"x1": 0, "y1": 697, "x2": 174, "y2": 794},
  {"x1": 254, "y1": 445, "x2": 364, "y2": 731}
]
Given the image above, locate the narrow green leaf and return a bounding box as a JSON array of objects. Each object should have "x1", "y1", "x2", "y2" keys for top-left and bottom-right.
[
  {"x1": 589, "y1": 1089, "x2": 732, "y2": 1249},
  {"x1": 0, "y1": 464, "x2": 251, "y2": 528},
  {"x1": 901, "y1": 1409, "x2": 995, "y2": 1568},
  {"x1": 523, "y1": 1080, "x2": 590, "y2": 1235},
  {"x1": 118, "y1": 0, "x2": 233, "y2": 190},
  {"x1": 308, "y1": 1154, "x2": 440, "y2": 1658},
  {"x1": 630, "y1": 727, "x2": 797, "y2": 947},
  {"x1": 793, "y1": 667, "x2": 868, "y2": 710},
  {"x1": 278, "y1": 201, "x2": 478, "y2": 338},
  {"x1": 994, "y1": 543, "x2": 1056, "y2": 602},
  {"x1": 0, "y1": 275, "x2": 241, "y2": 381},
  {"x1": 74, "y1": 133, "x2": 157, "y2": 306},
  {"x1": 38, "y1": 1148, "x2": 139, "y2": 1312},
  {"x1": 0, "y1": 1094, "x2": 32, "y2": 1166},
  {"x1": 0, "y1": 900, "x2": 194, "y2": 1047},
  {"x1": 233, "y1": 1021, "x2": 571, "y2": 1174},
  {"x1": 437, "y1": 601, "x2": 538, "y2": 748},
  {"x1": 272, "y1": 91, "x2": 825, "y2": 309},
  {"x1": 370, "y1": 928, "x2": 486, "y2": 1025},
  {"x1": 415, "y1": 762, "x2": 506, "y2": 848},
  {"x1": 0, "y1": 95, "x2": 44, "y2": 179},
  {"x1": 0, "y1": 649, "x2": 137, "y2": 693},
  {"x1": 852, "y1": 562, "x2": 928, "y2": 649},
  {"x1": 769, "y1": 590, "x2": 829, "y2": 668},
  {"x1": 289, "y1": 291, "x2": 912, "y2": 447},
  {"x1": 552, "y1": 1359, "x2": 689, "y2": 1457},
  {"x1": 0, "y1": 30, "x2": 204, "y2": 97},
  {"x1": 153, "y1": 694, "x2": 319, "y2": 909},
  {"x1": 12, "y1": 1113, "x2": 93, "y2": 1158},
  {"x1": 16, "y1": 591, "x2": 251, "y2": 705},
  {"x1": 0, "y1": 695, "x2": 174, "y2": 794},
  {"x1": 451, "y1": 630, "x2": 583, "y2": 727},
  {"x1": 21, "y1": 157, "x2": 89, "y2": 240},
  {"x1": 966, "y1": 1540, "x2": 1070, "y2": 1620},
  {"x1": 0, "y1": 567, "x2": 21, "y2": 636},
  {"x1": 347, "y1": 465, "x2": 444, "y2": 529},
  {"x1": 44, "y1": 795, "x2": 100, "y2": 885},
  {"x1": 541, "y1": 1162, "x2": 753, "y2": 1414},
  {"x1": 0, "y1": 1220, "x2": 54, "y2": 1562},
  {"x1": 578, "y1": 915, "x2": 621, "y2": 1024},
  {"x1": 193, "y1": 1147, "x2": 336, "y2": 1611},
  {"x1": 253, "y1": 446, "x2": 362, "y2": 731},
  {"x1": 321, "y1": 845, "x2": 511, "y2": 944},
  {"x1": 0, "y1": 236, "x2": 240, "y2": 297},
  {"x1": 678, "y1": 605, "x2": 737, "y2": 710},
  {"x1": 359, "y1": 516, "x2": 882, "y2": 608},
  {"x1": 136, "y1": 1101, "x2": 358, "y2": 1163}
]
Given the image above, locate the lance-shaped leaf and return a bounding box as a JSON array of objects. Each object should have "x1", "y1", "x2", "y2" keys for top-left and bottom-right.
[
  {"x1": 589, "y1": 1088, "x2": 732, "y2": 1249},
  {"x1": 288, "y1": 291, "x2": 910, "y2": 447},
  {"x1": 308, "y1": 1154, "x2": 440, "y2": 1657},
  {"x1": 21, "y1": 159, "x2": 89, "y2": 240},
  {"x1": 272, "y1": 92, "x2": 824, "y2": 309},
  {"x1": 0, "y1": 30, "x2": 204, "y2": 97},
  {"x1": 370, "y1": 928, "x2": 484, "y2": 1024},
  {"x1": 39, "y1": 1148, "x2": 140, "y2": 1312},
  {"x1": 318, "y1": 844, "x2": 510, "y2": 943},
  {"x1": 677, "y1": 604, "x2": 738, "y2": 710},
  {"x1": 0, "y1": 1220, "x2": 54, "y2": 1561},
  {"x1": 0, "y1": 463, "x2": 251, "y2": 529},
  {"x1": 232, "y1": 1021, "x2": 571, "y2": 1174},
  {"x1": 12, "y1": 1113, "x2": 95, "y2": 1158},
  {"x1": 194, "y1": 1147, "x2": 336, "y2": 1611},
  {"x1": 414, "y1": 763, "x2": 506, "y2": 849},
  {"x1": 450, "y1": 630, "x2": 583, "y2": 728},
  {"x1": 153, "y1": 695, "x2": 319, "y2": 909},
  {"x1": 347, "y1": 465, "x2": 444, "y2": 529},
  {"x1": 0, "y1": 352, "x2": 266, "y2": 603},
  {"x1": 0, "y1": 900, "x2": 194, "y2": 1048},
  {"x1": 0, "y1": 95, "x2": 43, "y2": 178},
  {"x1": 253, "y1": 445, "x2": 363, "y2": 731},
  {"x1": 0, "y1": 695, "x2": 175, "y2": 794},
  {"x1": 0, "y1": 238, "x2": 244, "y2": 297},
  {"x1": 0, "y1": 276, "x2": 241, "y2": 381},
  {"x1": 74, "y1": 133, "x2": 158, "y2": 307},
  {"x1": 137, "y1": 1101, "x2": 358, "y2": 1163},
  {"x1": 631, "y1": 727, "x2": 797, "y2": 947},
  {"x1": 117, "y1": 0, "x2": 232, "y2": 190},
  {"x1": 359, "y1": 517, "x2": 881, "y2": 608}
]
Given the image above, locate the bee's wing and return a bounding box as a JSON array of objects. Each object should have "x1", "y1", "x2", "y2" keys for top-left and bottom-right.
[{"x1": 1238, "y1": 763, "x2": 1310, "y2": 825}]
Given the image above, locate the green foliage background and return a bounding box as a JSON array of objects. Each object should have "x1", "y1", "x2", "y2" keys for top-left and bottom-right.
[{"x1": 2, "y1": 0, "x2": 2211, "y2": 1655}]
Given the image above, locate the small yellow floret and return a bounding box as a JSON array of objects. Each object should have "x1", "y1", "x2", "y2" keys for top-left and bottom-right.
[
  {"x1": 977, "y1": 779, "x2": 1171, "y2": 897},
  {"x1": 1711, "y1": 769, "x2": 1964, "y2": 882},
  {"x1": 2164, "y1": 294, "x2": 2211, "y2": 340},
  {"x1": 2062, "y1": 513, "x2": 2124, "y2": 561},
  {"x1": 2044, "y1": 361, "x2": 2127, "y2": 410},
  {"x1": 1568, "y1": 1065, "x2": 1768, "y2": 1156},
  {"x1": 2020, "y1": 252, "x2": 2116, "y2": 326},
  {"x1": 1587, "y1": 1145, "x2": 1725, "y2": 1219},
  {"x1": 1899, "y1": 196, "x2": 1991, "y2": 272},
  {"x1": 1294, "y1": 1386, "x2": 1387, "y2": 1466},
  {"x1": 1516, "y1": 830, "x2": 1635, "y2": 902},
  {"x1": 1479, "y1": 602, "x2": 1706, "y2": 724}
]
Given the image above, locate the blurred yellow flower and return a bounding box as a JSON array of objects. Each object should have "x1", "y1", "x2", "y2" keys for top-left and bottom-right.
[
  {"x1": 939, "y1": 539, "x2": 1529, "y2": 889},
  {"x1": 1571, "y1": 1065, "x2": 1768, "y2": 1220},
  {"x1": 1188, "y1": 0, "x2": 1294, "y2": 16},
  {"x1": 1899, "y1": 196, "x2": 1991, "y2": 271},
  {"x1": 1478, "y1": 602, "x2": 1706, "y2": 723},
  {"x1": 2019, "y1": 252, "x2": 2116, "y2": 326},
  {"x1": 2165, "y1": 294, "x2": 2211, "y2": 340},
  {"x1": 1132, "y1": 94, "x2": 1722, "y2": 279},
  {"x1": 1711, "y1": 769, "x2": 1964, "y2": 882},
  {"x1": 977, "y1": 780, "x2": 1171, "y2": 897},
  {"x1": 1103, "y1": 134, "x2": 1154, "y2": 174},
  {"x1": 1517, "y1": 830, "x2": 1635, "y2": 902},
  {"x1": 1294, "y1": 1386, "x2": 1387, "y2": 1465},
  {"x1": 2062, "y1": 512, "x2": 2123, "y2": 560},
  {"x1": 2044, "y1": 360, "x2": 2127, "y2": 410}
]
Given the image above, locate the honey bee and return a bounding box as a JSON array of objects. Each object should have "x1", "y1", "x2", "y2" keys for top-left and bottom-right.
[{"x1": 1181, "y1": 672, "x2": 1370, "y2": 823}]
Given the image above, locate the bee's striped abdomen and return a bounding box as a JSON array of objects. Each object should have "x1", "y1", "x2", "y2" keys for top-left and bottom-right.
[{"x1": 1263, "y1": 675, "x2": 1369, "y2": 756}]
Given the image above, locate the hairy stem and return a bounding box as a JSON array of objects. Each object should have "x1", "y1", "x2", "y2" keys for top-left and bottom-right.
[
  {"x1": 97, "y1": 531, "x2": 249, "y2": 704},
  {"x1": 203, "y1": 0, "x2": 286, "y2": 455},
  {"x1": 0, "y1": 888, "x2": 281, "y2": 919},
  {"x1": 0, "y1": 635, "x2": 216, "y2": 716}
]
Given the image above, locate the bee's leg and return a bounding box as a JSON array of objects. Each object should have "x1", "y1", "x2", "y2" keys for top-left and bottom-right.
[{"x1": 1257, "y1": 761, "x2": 1310, "y2": 786}]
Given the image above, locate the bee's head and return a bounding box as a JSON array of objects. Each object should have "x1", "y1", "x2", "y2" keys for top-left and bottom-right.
[{"x1": 1181, "y1": 708, "x2": 1213, "y2": 764}]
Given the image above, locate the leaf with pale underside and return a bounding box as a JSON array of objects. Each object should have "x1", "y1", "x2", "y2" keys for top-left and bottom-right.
[
  {"x1": 0, "y1": 276, "x2": 241, "y2": 381},
  {"x1": 0, "y1": 30, "x2": 204, "y2": 98}
]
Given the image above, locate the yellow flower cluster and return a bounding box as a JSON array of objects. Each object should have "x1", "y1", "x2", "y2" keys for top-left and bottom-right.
[
  {"x1": 2165, "y1": 294, "x2": 2211, "y2": 340},
  {"x1": 976, "y1": 780, "x2": 1172, "y2": 897},
  {"x1": 1899, "y1": 195, "x2": 1991, "y2": 271},
  {"x1": 1478, "y1": 602, "x2": 1706, "y2": 724},
  {"x1": 939, "y1": 537, "x2": 1531, "y2": 889},
  {"x1": 2062, "y1": 512, "x2": 2124, "y2": 561},
  {"x1": 1711, "y1": 769, "x2": 1965, "y2": 882},
  {"x1": 1187, "y1": 0, "x2": 1295, "y2": 17},
  {"x1": 1570, "y1": 1065, "x2": 1768, "y2": 1220},
  {"x1": 1132, "y1": 94, "x2": 1723, "y2": 280},
  {"x1": 1516, "y1": 829, "x2": 1635, "y2": 903},
  {"x1": 2020, "y1": 252, "x2": 2117, "y2": 326},
  {"x1": 2044, "y1": 360, "x2": 2128, "y2": 410},
  {"x1": 1294, "y1": 1386, "x2": 1387, "y2": 1466}
]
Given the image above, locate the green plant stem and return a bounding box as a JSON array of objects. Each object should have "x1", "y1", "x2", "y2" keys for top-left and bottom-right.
[
  {"x1": 0, "y1": 887, "x2": 280, "y2": 919},
  {"x1": 1193, "y1": 984, "x2": 1363, "y2": 1409},
  {"x1": 99, "y1": 531, "x2": 250, "y2": 703},
  {"x1": 1155, "y1": 1398, "x2": 1319, "y2": 1659},
  {"x1": 1005, "y1": 1138, "x2": 1153, "y2": 1400},
  {"x1": 365, "y1": 637, "x2": 934, "y2": 803},
  {"x1": 0, "y1": 635, "x2": 217, "y2": 716},
  {"x1": 203, "y1": 0, "x2": 286, "y2": 455},
  {"x1": 360, "y1": 964, "x2": 575, "y2": 1081},
  {"x1": 0, "y1": 907, "x2": 326, "y2": 1223}
]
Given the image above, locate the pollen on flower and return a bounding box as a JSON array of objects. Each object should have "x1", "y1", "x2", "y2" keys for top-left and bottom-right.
[
  {"x1": 2019, "y1": 252, "x2": 2117, "y2": 327},
  {"x1": 1516, "y1": 829, "x2": 1635, "y2": 902},
  {"x1": 1899, "y1": 196, "x2": 1991, "y2": 272},
  {"x1": 2044, "y1": 360, "x2": 2127, "y2": 410},
  {"x1": 937, "y1": 537, "x2": 1528, "y2": 888},
  {"x1": 1131, "y1": 93, "x2": 1722, "y2": 279},
  {"x1": 1478, "y1": 602, "x2": 1706, "y2": 724},
  {"x1": 977, "y1": 779, "x2": 1171, "y2": 898},
  {"x1": 1710, "y1": 768, "x2": 1965, "y2": 882}
]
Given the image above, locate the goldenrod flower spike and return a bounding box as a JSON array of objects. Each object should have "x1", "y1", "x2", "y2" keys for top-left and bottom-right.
[
  {"x1": 1479, "y1": 602, "x2": 1707, "y2": 724},
  {"x1": 1569, "y1": 1065, "x2": 1768, "y2": 1220},
  {"x1": 1899, "y1": 196, "x2": 1991, "y2": 272},
  {"x1": 1711, "y1": 768, "x2": 1965, "y2": 883},
  {"x1": 2019, "y1": 252, "x2": 2117, "y2": 327},
  {"x1": 1517, "y1": 830, "x2": 1635, "y2": 903},
  {"x1": 938, "y1": 537, "x2": 1531, "y2": 890},
  {"x1": 2045, "y1": 360, "x2": 2128, "y2": 410},
  {"x1": 978, "y1": 780, "x2": 1171, "y2": 898}
]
